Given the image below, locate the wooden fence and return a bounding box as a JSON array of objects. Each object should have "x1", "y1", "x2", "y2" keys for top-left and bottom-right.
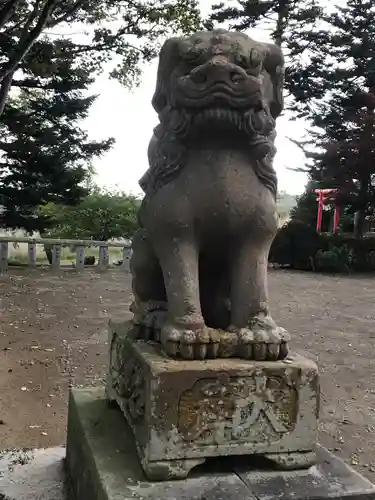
[{"x1": 0, "y1": 237, "x2": 132, "y2": 274}]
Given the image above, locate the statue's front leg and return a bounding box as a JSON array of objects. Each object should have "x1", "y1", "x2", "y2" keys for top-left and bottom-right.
[
  {"x1": 153, "y1": 237, "x2": 219, "y2": 360},
  {"x1": 229, "y1": 239, "x2": 290, "y2": 361}
]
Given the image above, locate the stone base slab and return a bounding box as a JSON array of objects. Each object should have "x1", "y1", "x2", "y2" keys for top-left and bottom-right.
[
  {"x1": 66, "y1": 387, "x2": 375, "y2": 500},
  {"x1": 0, "y1": 447, "x2": 65, "y2": 500},
  {"x1": 107, "y1": 319, "x2": 319, "y2": 479}
]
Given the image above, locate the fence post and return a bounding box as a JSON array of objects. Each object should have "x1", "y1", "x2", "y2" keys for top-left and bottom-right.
[
  {"x1": 99, "y1": 245, "x2": 109, "y2": 271},
  {"x1": 121, "y1": 246, "x2": 131, "y2": 272},
  {"x1": 28, "y1": 242, "x2": 37, "y2": 267},
  {"x1": 52, "y1": 244, "x2": 62, "y2": 271},
  {"x1": 75, "y1": 246, "x2": 85, "y2": 272},
  {"x1": 0, "y1": 242, "x2": 8, "y2": 274}
]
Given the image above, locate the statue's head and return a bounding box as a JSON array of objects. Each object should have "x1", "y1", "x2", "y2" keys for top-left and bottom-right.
[
  {"x1": 140, "y1": 30, "x2": 284, "y2": 198},
  {"x1": 152, "y1": 29, "x2": 284, "y2": 139}
]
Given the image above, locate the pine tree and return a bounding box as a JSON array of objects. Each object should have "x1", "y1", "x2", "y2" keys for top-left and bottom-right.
[
  {"x1": 0, "y1": 37, "x2": 114, "y2": 232},
  {"x1": 209, "y1": 0, "x2": 321, "y2": 47},
  {"x1": 290, "y1": 0, "x2": 375, "y2": 237}
]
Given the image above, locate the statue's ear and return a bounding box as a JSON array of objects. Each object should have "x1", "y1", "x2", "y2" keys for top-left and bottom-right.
[
  {"x1": 262, "y1": 43, "x2": 285, "y2": 119},
  {"x1": 152, "y1": 37, "x2": 182, "y2": 114}
]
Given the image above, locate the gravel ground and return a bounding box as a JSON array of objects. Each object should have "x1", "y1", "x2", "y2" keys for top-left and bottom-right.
[{"x1": 0, "y1": 267, "x2": 374, "y2": 480}]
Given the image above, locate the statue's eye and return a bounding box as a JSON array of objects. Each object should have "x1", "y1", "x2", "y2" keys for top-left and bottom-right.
[{"x1": 250, "y1": 48, "x2": 263, "y2": 67}]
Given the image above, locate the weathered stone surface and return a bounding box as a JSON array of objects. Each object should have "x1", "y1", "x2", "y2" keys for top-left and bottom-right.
[
  {"x1": 129, "y1": 29, "x2": 290, "y2": 361},
  {"x1": 0, "y1": 447, "x2": 66, "y2": 500},
  {"x1": 107, "y1": 319, "x2": 319, "y2": 480},
  {"x1": 66, "y1": 386, "x2": 375, "y2": 500},
  {"x1": 66, "y1": 386, "x2": 256, "y2": 500},
  {"x1": 236, "y1": 445, "x2": 375, "y2": 500}
]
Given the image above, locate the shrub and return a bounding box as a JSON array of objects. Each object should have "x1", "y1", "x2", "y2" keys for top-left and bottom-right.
[
  {"x1": 315, "y1": 245, "x2": 351, "y2": 273},
  {"x1": 84, "y1": 256, "x2": 96, "y2": 266},
  {"x1": 320, "y1": 234, "x2": 375, "y2": 271},
  {"x1": 270, "y1": 221, "x2": 375, "y2": 273},
  {"x1": 269, "y1": 220, "x2": 322, "y2": 270}
]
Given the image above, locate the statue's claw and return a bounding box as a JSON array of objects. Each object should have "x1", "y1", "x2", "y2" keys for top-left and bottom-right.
[
  {"x1": 160, "y1": 320, "x2": 220, "y2": 360},
  {"x1": 229, "y1": 315, "x2": 290, "y2": 361}
]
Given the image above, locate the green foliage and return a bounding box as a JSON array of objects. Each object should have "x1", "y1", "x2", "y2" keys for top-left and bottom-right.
[
  {"x1": 0, "y1": 0, "x2": 202, "y2": 107},
  {"x1": 0, "y1": 36, "x2": 114, "y2": 232},
  {"x1": 270, "y1": 221, "x2": 375, "y2": 273},
  {"x1": 321, "y1": 234, "x2": 375, "y2": 272},
  {"x1": 40, "y1": 188, "x2": 141, "y2": 241},
  {"x1": 315, "y1": 245, "x2": 350, "y2": 273},
  {"x1": 209, "y1": 0, "x2": 322, "y2": 47},
  {"x1": 287, "y1": 1, "x2": 375, "y2": 235},
  {"x1": 269, "y1": 219, "x2": 321, "y2": 270}
]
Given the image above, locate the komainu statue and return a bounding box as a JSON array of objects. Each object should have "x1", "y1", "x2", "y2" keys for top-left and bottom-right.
[{"x1": 130, "y1": 29, "x2": 290, "y2": 361}]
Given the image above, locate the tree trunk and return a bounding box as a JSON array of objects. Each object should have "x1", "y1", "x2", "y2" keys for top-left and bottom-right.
[
  {"x1": 0, "y1": 0, "x2": 59, "y2": 120},
  {"x1": 274, "y1": 0, "x2": 290, "y2": 47}
]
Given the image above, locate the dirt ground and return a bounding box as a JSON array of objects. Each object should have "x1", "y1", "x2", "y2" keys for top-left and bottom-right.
[{"x1": 0, "y1": 268, "x2": 375, "y2": 481}]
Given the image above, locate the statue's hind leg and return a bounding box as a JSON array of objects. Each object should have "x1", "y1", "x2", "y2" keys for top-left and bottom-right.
[
  {"x1": 229, "y1": 237, "x2": 290, "y2": 361},
  {"x1": 130, "y1": 229, "x2": 167, "y2": 341}
]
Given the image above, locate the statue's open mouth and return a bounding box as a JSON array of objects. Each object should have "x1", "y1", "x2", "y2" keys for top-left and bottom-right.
[
  {"x1": 178, "y1": 89, "x2": 263, "y2": 111},
  {"x1": 188, "y1": 106, "x2": 275, "y2": 138}
]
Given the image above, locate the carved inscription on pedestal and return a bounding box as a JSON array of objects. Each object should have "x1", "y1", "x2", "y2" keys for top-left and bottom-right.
[
  {"x1": 178, "y1": 371, "x2": 298, "y2": 446},
  {"x1": 109, "y1": 333, "x2": 145, "y2": 423}
]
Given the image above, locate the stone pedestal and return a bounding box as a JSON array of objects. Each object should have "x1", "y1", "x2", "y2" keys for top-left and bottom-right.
[
  {"x1": 66, "y1": 387, "x2": 375, "y2": 500},
  {"x1": 107, "y1": 319, "x2": 319, "y2": 481}
]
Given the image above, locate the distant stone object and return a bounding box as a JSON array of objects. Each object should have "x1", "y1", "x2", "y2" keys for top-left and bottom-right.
[{"x1": 130, "y1": 28, "x2": 289, "y2": 361}]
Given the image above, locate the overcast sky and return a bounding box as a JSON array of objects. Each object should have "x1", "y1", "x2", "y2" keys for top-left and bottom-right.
[{"x1": 82, "y1": 0, "x2": 323, "y2": 197}]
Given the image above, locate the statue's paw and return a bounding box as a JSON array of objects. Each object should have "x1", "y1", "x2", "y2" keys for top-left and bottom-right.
[
  {"x1": 133, "y1": 303, "x2": 168, "y2": 342},
  {"x1": 229, "y1": 315, "x2": 290, "y2": 361},
  {"x1": 216, "y1": 330, "x2": 238, "y2": 358},
  {"x1": 250, "y1": 314, "x2": 290, "y2": 361},
  {"x1": 160, "y1": 320, "x2": 220, "y2": 360},
  {"x1": 227, "y1": 326, "x2": 256, "y2": 360}
]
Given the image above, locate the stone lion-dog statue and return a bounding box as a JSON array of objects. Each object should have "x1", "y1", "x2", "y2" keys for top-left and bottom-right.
[{"x1": 130, "y1": 29, "x2": 290, "y2": 361}]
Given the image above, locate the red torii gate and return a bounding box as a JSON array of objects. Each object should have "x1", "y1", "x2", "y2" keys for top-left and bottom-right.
[{"x1": 314, "y1": 188, "x2": 340, "y2": 233}]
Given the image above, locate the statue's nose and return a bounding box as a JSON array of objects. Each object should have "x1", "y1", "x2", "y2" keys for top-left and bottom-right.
[{"x1": 190, "y1": 62, "x2": 247, "y2": 87}]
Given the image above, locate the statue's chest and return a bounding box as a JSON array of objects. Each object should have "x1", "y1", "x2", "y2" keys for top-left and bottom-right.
[
  {"x1": 181, "y1": 150, "x2": 267, "y2": 219},
  {"x1": 142, "y1": 149, "x2": 277, "y2": 239}
]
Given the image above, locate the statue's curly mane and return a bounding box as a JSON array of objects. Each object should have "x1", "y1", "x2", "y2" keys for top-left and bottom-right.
[{"x1": 139, "y1": 112, "x2": 278, "y2": 200}]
